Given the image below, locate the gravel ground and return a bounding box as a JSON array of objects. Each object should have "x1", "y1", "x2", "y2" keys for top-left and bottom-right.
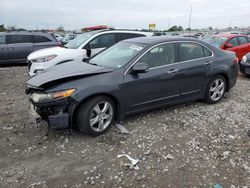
[{"x1": 0, "y1": 66, "x2": 249, "y2": 188}]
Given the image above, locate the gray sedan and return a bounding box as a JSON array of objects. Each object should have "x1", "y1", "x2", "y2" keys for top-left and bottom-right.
[
  {"x1": 0, "y1": 31, "x2": 59, "y2": 64},
  {"x1": 26, "y1": 37, "x2": 238, "y2": 136}
]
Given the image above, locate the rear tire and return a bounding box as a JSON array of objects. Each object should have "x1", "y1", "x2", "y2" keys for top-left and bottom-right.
[
  {"x1": 204, "y1": 75, "x2": 226, "y2": 104},
  {"x1": 76, "y1": 96, "x2": 115, "y2": 136}
]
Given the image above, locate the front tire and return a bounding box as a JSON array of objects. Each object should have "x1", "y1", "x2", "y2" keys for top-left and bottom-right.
[
  {"x1": 76, "y1": 96, "x2": 115, "y2": 136},
  {"x1": 204, "y1": 75, "x2": 226, "y2": 104}
]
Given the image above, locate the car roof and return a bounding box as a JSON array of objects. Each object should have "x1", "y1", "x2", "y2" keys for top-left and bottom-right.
[
  {"x1": 85, "y1": 29, "x2": 153, "y2": 36},
  {"x1": 5, "y1": 31, "x2": 52, "y2": 36},
  {"x1": 122, "y1": 36, "x2": 203, "y2": 45},
  {"x1": 213, "y1": 33, "x2": 249, "y2": 38}
]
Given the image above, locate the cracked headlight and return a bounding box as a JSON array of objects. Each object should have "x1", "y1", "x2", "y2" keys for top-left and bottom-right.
[
  {"x1": 31, "y1": 54, "x2": 57, "y2": 63},
  {"x1": 30, "y1": 89, "x2": 76, "y2": 103}
]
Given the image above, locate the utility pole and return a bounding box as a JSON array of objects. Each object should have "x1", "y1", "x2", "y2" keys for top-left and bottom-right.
[
  {"x1": 168, "y1": 17, "x2": 171, "y2": 30},
  {"x1": 229, "y1": 19, "x2": 232, "y2": 30},
  {"x1": 188, "y1": 5, "x2": 192, "y2": 31},
  {"x1": 109, "y1": 16, "x2": 112, "y2": 28}
]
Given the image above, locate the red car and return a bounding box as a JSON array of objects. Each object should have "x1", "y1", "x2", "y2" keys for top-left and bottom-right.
[{"x1": 203, "y1": 34, "x2": 250, "y2": 61}]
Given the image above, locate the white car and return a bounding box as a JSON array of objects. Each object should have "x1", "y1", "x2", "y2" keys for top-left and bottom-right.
[{"x1": 27, "y1": 30, "x2": 152, "y2": 77}]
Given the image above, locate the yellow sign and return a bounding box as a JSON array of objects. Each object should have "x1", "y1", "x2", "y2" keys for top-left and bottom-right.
[{"x1": 149, "y1": 24, "x2": 156, "y2": 30}]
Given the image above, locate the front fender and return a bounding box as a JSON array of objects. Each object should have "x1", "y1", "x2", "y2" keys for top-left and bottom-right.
[{"x1": 69, "y1": 86, "x2": 125, "y2": 127}]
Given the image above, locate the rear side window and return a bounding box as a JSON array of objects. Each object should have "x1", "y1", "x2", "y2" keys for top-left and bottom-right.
[
  {"x1": 178, "y1": 42, "x2": 208, "y2": 61},
  {"x1": 238, "y1": 37, "x2": 248, "y2": 45},
  {"x1": 203, "y1": 47, "x2": 212, "y2": 57},
  {"x1": 115, "y1": 33, "x2": 145, "y2": 42},
  {"x1": 6, "y1": 35, "x2": 32, "y2": 44},
  {"x1": 33, "y1": 35, "x2": 52, "y2": 43},
  {"x1": 89, "y1": 34, "x2": 115, "y2": 49},
  {"x1": 227, "y1": 37, "x2": 238, "y2": 47},
  {"x1": 0, "y1": 35, "x2": 5, "y2": 45}
]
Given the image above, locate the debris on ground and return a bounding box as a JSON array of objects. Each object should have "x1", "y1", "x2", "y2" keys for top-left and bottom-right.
[
  {"x1": 117, "y1": 154, "x2": 139, "y2": 166},
  {"x1": 115, "y1": 123, "x2": 130, "y2": 134}
]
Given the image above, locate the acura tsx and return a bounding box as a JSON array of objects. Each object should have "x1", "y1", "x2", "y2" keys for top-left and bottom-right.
[{"x1": 26, "y1": 37, "x2": 238, "y2": 136}]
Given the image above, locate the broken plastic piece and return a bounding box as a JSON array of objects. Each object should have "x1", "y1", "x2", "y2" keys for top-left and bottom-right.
[
  {"x1": 164, "y1": 154, "x2": 174, "y2": 160},
  {"x1": 117, "y1": 154, "x2": 139, "y2": 165},
  {"x1": 115, "y1": 124, "x2": 129, "y2": 134}
]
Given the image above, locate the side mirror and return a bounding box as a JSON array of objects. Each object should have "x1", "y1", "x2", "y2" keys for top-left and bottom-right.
[
  {"x1": 132, "y1": 63, "x2": 149, "y2": 73},
  {"x1": 225, "y1": 43, "x2": 233, "y2": 49},
  {"x1": 82, "y1": 57, "x2": 89, "y2": 62},
  {"x1": 86, "y1": 48, "x2": 92, "y2": 57}
]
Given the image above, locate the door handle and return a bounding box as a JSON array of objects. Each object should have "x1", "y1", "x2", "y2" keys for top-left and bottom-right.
[
  {"x1": 204, "y1": 60, "x2": 212, "y2": 65},
  {"x1": 167, "y1": 69, "x2": 179, "y2": 74},
  {"x1": 1, "y1": 48, "x2": 7, "y2": 50},
  {"x1": 8, "y1": 47, "x2": 14, "y2": 50}
]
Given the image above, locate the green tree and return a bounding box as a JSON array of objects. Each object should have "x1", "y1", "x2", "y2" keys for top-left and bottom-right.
[
  {"x1": 57, "y1": 26, "x2": 65, "y2": 32},
  {"x1": 168, "y1": 25, "x2": 178, "y2": 32},
  {"x1": 0, "y1": 24, "x2": 6, "y2": 32},
  {"x1": 178, "y1": 26, "x2": 183, "y2": 31},
  {"x1": 7, "y1": 25, "x2": 17, "y2": 31},
  {"x1": 168, "y1": 25, "x2": 184, "y2": 32}
]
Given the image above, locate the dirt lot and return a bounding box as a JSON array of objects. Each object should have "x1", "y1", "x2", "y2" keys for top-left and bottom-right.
[{"x1": 0, "y1": 66, "x2": 249, "y2": 188}]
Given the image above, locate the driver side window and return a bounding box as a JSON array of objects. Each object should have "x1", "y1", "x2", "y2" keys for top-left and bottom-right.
[
  {"x1": 88, "y1": 34, "x2": 115, "y2": 49},
  {"x1": 136, "y1": 43, "x2": 175, "y2": 68},
  {"x1": 227, "y1": 37, "x2": 238, "y2": 47}
]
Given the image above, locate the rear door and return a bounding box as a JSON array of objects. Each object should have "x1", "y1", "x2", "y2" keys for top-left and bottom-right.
[
  {"x1": 0, "y1": 34, "x2": 9, "y2": 63},
  {"x1": 32, "y1": 34, "x2": 55, "y2": 51},
  {"x1": 177, "y1": 42, "x2": 213, "y2": 99},
  {"x1": 6, "y1": 34, "x2": 33, "y2": 62},
  {"x1": 115, "y1": 33, "x2": 145, "y2": 43}
]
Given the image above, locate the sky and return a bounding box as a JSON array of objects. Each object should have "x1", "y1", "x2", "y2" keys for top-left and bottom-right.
[{"x1": 0, "y1": 0, "x2": 249, "y2": 30}]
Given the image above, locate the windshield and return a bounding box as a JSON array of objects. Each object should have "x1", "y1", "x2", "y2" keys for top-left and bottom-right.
[
  {"x1": 203, "y1": 36, "x2": 227, "y2": 47},
  {"x1": 65, "y1": 33, "x2": 94, "y2": 49},
  {"x1": 89, "y1": 42, "x2": 146, "y2": 69}
]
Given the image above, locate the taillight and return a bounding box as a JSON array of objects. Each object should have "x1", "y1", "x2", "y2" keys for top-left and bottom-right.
[{"x1": 233, "y1": 57, "x2": 238, "y2": 64}]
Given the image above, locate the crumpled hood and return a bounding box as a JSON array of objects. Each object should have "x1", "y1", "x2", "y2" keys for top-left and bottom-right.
[
  {"x1": 27, "y1": 47, "x2": 85, "y2": 60},
  {"x1": 27, "y1": 60, "x2": 113, "y2": 88}
]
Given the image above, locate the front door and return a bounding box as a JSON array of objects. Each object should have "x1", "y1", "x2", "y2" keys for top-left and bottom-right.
[
  {"x1": 122, "y1": 42, "x2": 181, "y2": 112},
  {"x1": 225, "y1": 37, "x2": 241, "y2": 60},
  {"x1": 87, "y1": 33, "x2": 115, "y2": 56},
  {"x1": 6, "y1": 34, "x2": 33, "y2": 62}
]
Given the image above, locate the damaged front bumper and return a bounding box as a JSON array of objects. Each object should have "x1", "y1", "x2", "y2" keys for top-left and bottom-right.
[{"x1": 29, "y1": 98, "x2": 77, "y2": 130}]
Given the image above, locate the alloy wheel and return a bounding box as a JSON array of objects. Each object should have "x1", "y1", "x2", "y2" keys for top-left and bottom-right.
[
  {"x1": 89, "y1": 101, "x2": 113, "y2": 132},
  {"x1": 209, "y1": 78, "x2": 225, "y2": 101}
]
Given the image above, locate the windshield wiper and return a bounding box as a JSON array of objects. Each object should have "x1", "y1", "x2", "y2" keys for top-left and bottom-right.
[{"x1": 88, "y1": 62, "x2": 99, "y2": 66}]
